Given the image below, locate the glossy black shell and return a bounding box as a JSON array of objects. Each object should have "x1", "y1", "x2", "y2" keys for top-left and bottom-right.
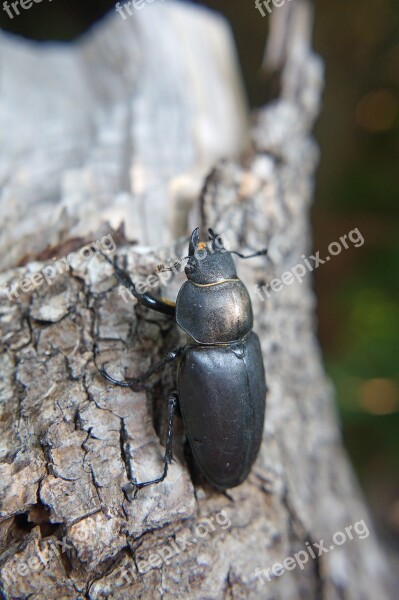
[
  {"x1": 177, "y1": 332, "x2": 266, "y2": 489},
  {"x1": 176, "y1": 279, "x2": 253, "y2": 344}
]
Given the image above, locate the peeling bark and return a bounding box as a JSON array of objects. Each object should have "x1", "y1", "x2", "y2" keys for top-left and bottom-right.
[{"x1": 0, "y1": 1, "x2": 392, "y2": 599}]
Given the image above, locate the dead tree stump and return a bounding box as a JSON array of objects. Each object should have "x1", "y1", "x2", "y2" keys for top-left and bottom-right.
[{"x1": 0, "y1": 1, "x2": 391, "y2": 598}]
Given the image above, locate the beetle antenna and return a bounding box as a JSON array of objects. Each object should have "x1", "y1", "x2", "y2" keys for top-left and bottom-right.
[
  {"x1": 156, "y1": 257, "x2": 189, "y2": 273},
  {"x1": 230, "y1": 249, "x2": 268, "y2": 259}
]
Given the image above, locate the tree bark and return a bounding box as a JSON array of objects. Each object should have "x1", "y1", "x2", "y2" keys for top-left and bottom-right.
[{"x1": 0, "y1": 1, "x2": 392, "y2": 599}]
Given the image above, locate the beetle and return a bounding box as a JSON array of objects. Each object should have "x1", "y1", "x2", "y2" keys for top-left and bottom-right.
[{"x1": 98, "y1": 227, "x2": 267, "y2": 490}]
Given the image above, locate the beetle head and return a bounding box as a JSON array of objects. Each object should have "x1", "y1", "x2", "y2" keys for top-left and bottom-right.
[{"x1": 185, "y1": 228, "x2": 237, "y2": 284}]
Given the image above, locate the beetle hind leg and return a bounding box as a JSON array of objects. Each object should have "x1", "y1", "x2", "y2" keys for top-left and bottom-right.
[{"x1": 134, "y1": 392, "x2": 179, "y2": 489}]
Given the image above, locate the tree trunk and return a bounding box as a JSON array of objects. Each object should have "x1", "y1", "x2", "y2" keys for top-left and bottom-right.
[{"x1": 0, "y1": 1, "x2": 392, "y2": 598}]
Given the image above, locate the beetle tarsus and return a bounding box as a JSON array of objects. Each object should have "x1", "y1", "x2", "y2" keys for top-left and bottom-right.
[
  {"x1": 100, "y1": 363, "x2": 138, "y2": 387},
  {"x1": 134, "y1": 393, "x2": 179, "y2": 489}
]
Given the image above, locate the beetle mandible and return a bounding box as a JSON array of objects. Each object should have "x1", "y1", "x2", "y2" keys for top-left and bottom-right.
[{"x1": 99, "y1": 227, "x2": 267, "y2": 490}]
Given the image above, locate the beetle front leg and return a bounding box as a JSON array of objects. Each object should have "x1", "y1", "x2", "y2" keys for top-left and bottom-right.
[
  {"x1": 134, "y1": 392, "x2": 179, "y2": 489},
  {"x1": 99, "y1": 250, "x2": 176, "y2": 317},
  {"x1": 98, "y1": 347, "x2": 181, "y2": 388}
]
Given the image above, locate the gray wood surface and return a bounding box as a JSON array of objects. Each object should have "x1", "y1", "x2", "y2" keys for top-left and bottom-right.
[{"x1": 0, "y1": 1, "x2": 391, "y2": 598}]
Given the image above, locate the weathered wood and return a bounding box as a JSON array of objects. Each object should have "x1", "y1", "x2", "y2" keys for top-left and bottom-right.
[
  {"x1": 0, "y1": 1, "x2": 248, "y2": 270},
  {"x1": 0, "y1": 1, "x2": 392, "y2": 599}
]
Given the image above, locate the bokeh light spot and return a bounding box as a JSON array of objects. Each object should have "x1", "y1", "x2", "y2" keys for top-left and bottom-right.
[
  {"x1": 355, "y1": 89, "x2": 398, "y2": 132},
  {"x1": 359, "y1": 378, "x2": 399, "y2": 414}
]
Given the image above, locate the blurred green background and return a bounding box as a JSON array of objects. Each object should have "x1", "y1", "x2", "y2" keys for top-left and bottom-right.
[{"x1": 1, "y1": 0, "x2": 398, "y2": 552}]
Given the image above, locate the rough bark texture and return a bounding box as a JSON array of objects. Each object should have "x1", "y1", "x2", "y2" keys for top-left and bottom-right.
[{"x1": 0, "y1": 1, "x2": 392, "y2": 599}]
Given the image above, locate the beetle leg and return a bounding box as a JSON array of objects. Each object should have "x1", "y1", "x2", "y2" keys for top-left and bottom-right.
[
  {"x1": 99, "y1": 366, "x2": 133, "y2": 387},
  {"x1": 99, "y1": 250, "x2": 176, "y2": 317},
  {"x1": 99, "y1": 347, "x2": 181, "y2": 388},
  {"x1": 135, "y1": 392, "x2": 179, "y2": 489}
]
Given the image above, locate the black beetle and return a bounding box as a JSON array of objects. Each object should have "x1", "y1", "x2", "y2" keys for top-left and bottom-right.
[{"x1": 99, "y1": 228, "x2": 267, "y2": 490}]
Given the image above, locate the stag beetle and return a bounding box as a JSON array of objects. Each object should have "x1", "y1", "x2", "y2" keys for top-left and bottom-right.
[{"x1": 98, "y1": 228, "x2": 267, "y2": 490}]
